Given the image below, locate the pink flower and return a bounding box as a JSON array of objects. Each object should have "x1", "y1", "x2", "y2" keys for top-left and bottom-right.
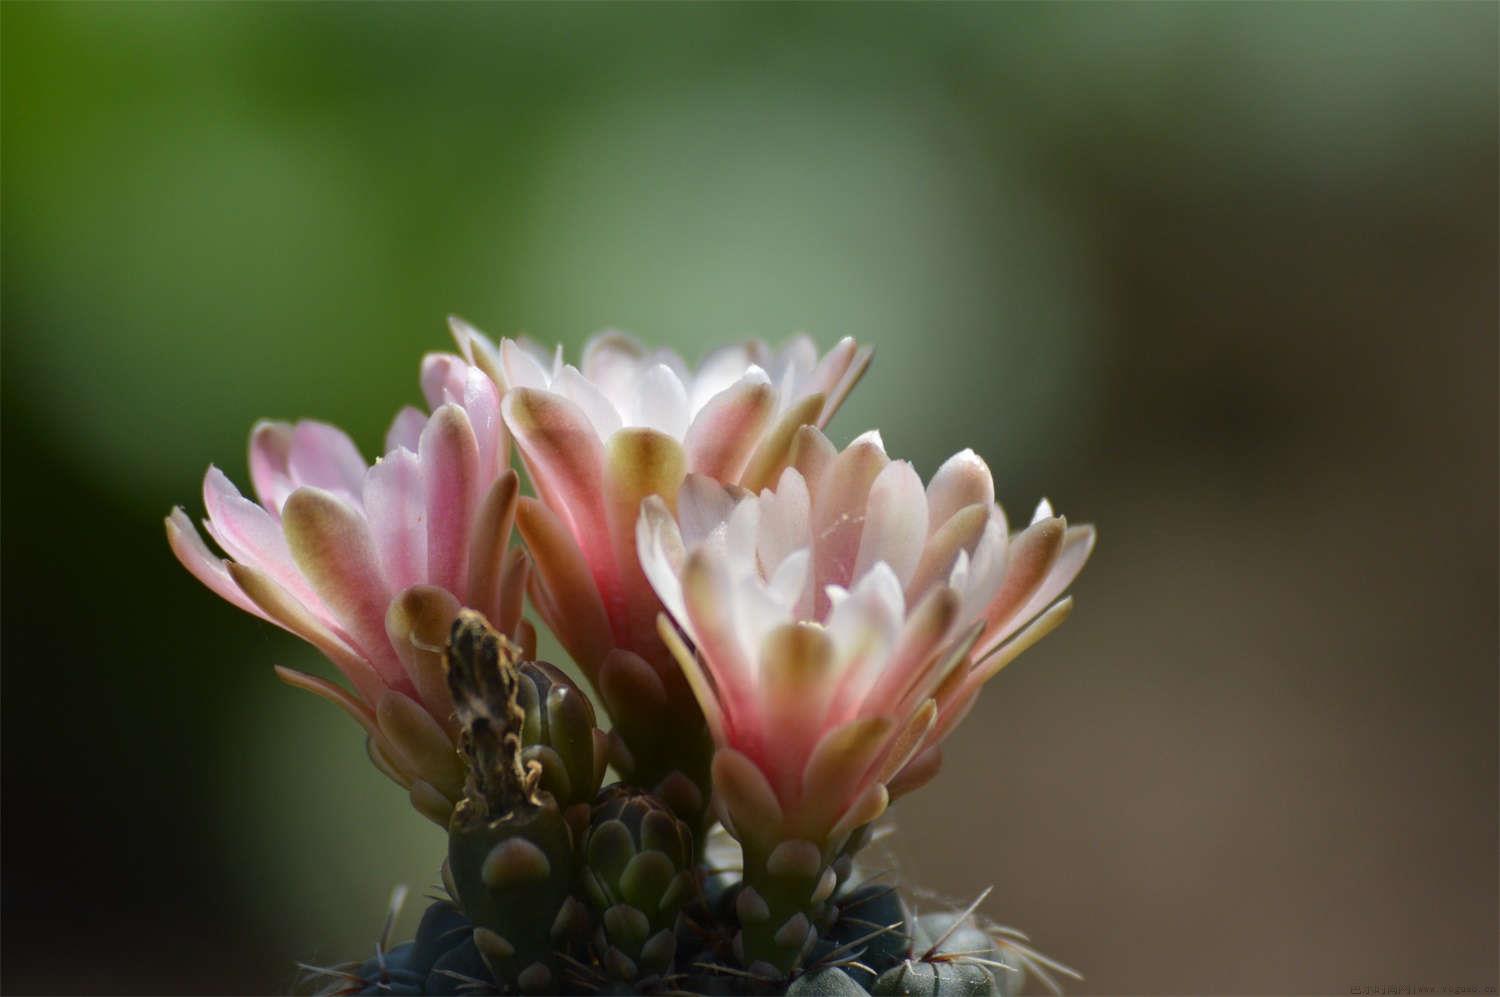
[
  {"x1": 636, "y1": 426, "x2": 1094, "y2": 850},
  {"x1": 165, "y1": 354, "x2": 524, "y2": 823},
  {"x1": 447, "y1": 320, "x2": 871, "y2": 808}
]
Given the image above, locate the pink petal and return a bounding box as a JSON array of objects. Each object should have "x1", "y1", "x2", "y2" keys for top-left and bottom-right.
[
  {"x1": 164, "y1": 508, "x2": 267, "y2": 618},
  {"x1": 925, "y1": 449, "x2": 996, "y2": 536},
  {"x1": 455, "y1": 365, "x2": 506, "y2": 483},
  {"x1": 514, "y1": 496, "x2": 614, "y2": 681},
  {"x1": 447, "y1": 315, "x2": 505, "y2": 389},
  {"x1": 906, "y1": 503, "x2": 990, "y2": 604},
  {"x1": 849, "y1": 585, "x2": 960, "y2": 725},
  {"x1": 981, "y1": 524, "x2": 1095, "y2": 656},
  {"x1": 757, "y1": 622, "x2": 837, "y2": 800},
  {"x1": 420, "y1": 352, "x2": 469, "y2": 410},
  {"x1": 876, "y1": 699, "x2": 938, "y2": 786},
  {"x1": 787, "y1": 425, "x2": 837, "y2": 492},
  {"x1": 797, "y1": 716, "x2": 894, "y2": 839},
  {"x1": 603, "y1": 428, "x2": 687, "y2": 668},
  {"x1": 682, "y1": 547, "x2": 760, "y2": 741},
  {"x1": 385, "y1": 406, "x2": 427, "y2": 454},
  {"x1": 811, "y1": 431, "x2": 889, "y2": 601},
  {"x1": 712, "y1": 748, "x2": 785, "y2": 845},
  {"x1": 248, "y1": 420, "x2": 295, "y2": 515},
  {"x1": 385, "y1": 584, "x2": 461, "y2": 730},
  {"x1": 287, "y1": 421, "x2": 367, "y2": 502},
  {"x1": 973, "y1": 516, "x2": 1066, "y2": 661},
  {"x1": 363, "y1": 448, "x2": 427, "y2": 594},
  {"x1": 738, "y1": 393, "x2": 827, "y2": 493},
  {"x1": 809, "y1": 337, "x2": 872, "y2": 427},
  {"x1": 657, "y1": 614, "x2": 727, "y2": 745},
  {"x1": 636, "y1": 494, "x2": 689, "y2": 627},
  {"x1": 465, "y1": 469, "x2": 519, "y2": 628},
  {"x1": 493, "y1": 546, "x2": 529, "y2": 638},
  {"x1": 503, "y1": 388, "x2": 615, "y2": 606},
  {"x1": 281, "y1": 486, "x2": 404, "y2": 685},
  {"x1": 886, "y1": 744, "x2": 943, "y2": 801},
  {"x1": 229, "y1": 560, "x2": 389, "y2": 708},
  {"x1": 419, "y1": 404, "x2": 480, "y2": 598},
  {"x1": 202, "y1": 466, "x2": 322, "y2": 610},
  {"x1": 805, "y1": 336, "x2": 858, "y2": 403},
  {"x1": 684, "y1": 372, "x2": 776, "y2": 481},
  {"x1": 824, "y1": 563, "x2": 905, "y2": 706},
  {"x1": 964, "y1": 597, "x2": 1074, "y2": 699}
]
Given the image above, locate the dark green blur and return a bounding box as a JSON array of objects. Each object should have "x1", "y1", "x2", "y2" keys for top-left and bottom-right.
[{"x1": 3, "y1": 3, "x2": 1495, "y2": 993}]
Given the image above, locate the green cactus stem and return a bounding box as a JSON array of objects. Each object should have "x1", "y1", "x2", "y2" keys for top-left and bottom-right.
[
  {"x1": 595, "y1": 646, "x2": 715, "y2": 842},
  {"x1": 516, "y1": 658, "x2": 609, "y2": 817},
  {"x1": 442, "y1": 610, "x2": 575, "y2": 995},
  {"x1": 735, "y1": 836, "x2": 842, "y2": 976},
  {"x1": 578, "y1": 785, "x2": 697, "y2": 982}
]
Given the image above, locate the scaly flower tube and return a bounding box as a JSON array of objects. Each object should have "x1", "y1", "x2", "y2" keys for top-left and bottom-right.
[
  {"x1": 635, "y1": 427, "x2": 1094, "y2": 972},
  {"x1": 165, "y1": 355, "x2": 527, "y2": 825},
  {"x1": 450, "y1": 319, "x2": 870, "y2": 822}
]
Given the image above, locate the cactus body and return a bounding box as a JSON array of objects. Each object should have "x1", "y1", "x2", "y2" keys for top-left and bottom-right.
[
  {"x1": 307, "y1": 613, "x2": 1065, "y2": 997},
  {"x1": 441, "y1": 610, "x2": 580, "y2": 994},
  {"x1": 424, "y1": 935, "x2": 498, "y2": 995},
  {"x1": 580, "y1": 785, "x2": 696, "y2": 980},
  {"x1": 806, "y1": 884, "x2": 913, "y2": 989},
  {"x1": 448, "y1": 795, "x2": 574, "y2": 993},
  {"x1": 736, "y1": 837, "x2": 839, "y2": 975},
  {"x1": 870, "y1": 960, "x2": 999, "y2": 997},
  {"x1": 345, "y1": 944, "x2": 425, "y2": 995},
  {"x1": 517, "y1": 659, "x2": 607, "y2": 813},
  {"x1": 787, "y1": 967, "x2": 869, "y2": 996}
]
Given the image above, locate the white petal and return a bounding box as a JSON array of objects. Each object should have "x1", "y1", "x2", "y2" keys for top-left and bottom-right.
[
  {"x1": 926, "y1": 449, "x2": 995, "y2": 535},
  {"x1": 724, "y1": 495, "x2": 761, "y2": 571},
  {"x1": 631, "y1": 363, "x2": 690, "y2": 438},
  {"x1": 678, "y1": 474, "x2": 740, "y2": 548},
  {"x1": 958, "y1": 515, "x2": 1010, "y2": 622},
  {"x1": 825, "y1": 562, "x2": 904, "y2": 690},
  {"x1": 731, "y1": 573, "x2": 791, "y2": 675},
  {"x1": 849, "y1": 428, "x2": 886, "y2": 455},
  {"x1": 757, "y1": 468, "x2": 811, "y2": 579},
  {"x1": 554, "y1": 364, "x2": 623, "y2": 441},
  {"x1": 500, "y1": 338, "x2": 552, "y2": 391},
  {"x1": 853, "y1": 461, "x2": 928, "y2": 587},
  {"x1": 766, "y1": 547, "x2": 811, "y2": 614},
  {"x1": 581, "y1": 329, "x2": 646, "y2": 405},
  {"x1": 635, "y1": 495, "x2": 689, "y2": 631},
  {"x1": 689, "y1": 343, "x2": 758, "y2": 414}
]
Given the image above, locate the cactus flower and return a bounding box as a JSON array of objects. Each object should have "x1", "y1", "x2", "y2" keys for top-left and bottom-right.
[
  {"x1": 450, "y1": 319, "x2": 871, "y2": 821},
  {"x1": 635, "y1": 426, "x2": 1094, "y2": 971},
  {"x1": 165, "y1": 355, "x2": 526, "y2": 823}
]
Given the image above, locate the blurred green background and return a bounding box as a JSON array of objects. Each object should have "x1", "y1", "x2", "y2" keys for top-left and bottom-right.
[{"x1": 3, "y1": 3, "x2": 1495, "y2": 993}]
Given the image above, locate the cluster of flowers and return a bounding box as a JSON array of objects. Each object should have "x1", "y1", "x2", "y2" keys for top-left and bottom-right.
[{"x1": 168, "y1": 320, "x2": 1093, "y2": 877}]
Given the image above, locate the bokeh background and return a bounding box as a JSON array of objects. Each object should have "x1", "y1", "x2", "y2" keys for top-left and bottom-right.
[{"x1": 3, "y1": 3, "x2": 1495, "y2": 994}]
